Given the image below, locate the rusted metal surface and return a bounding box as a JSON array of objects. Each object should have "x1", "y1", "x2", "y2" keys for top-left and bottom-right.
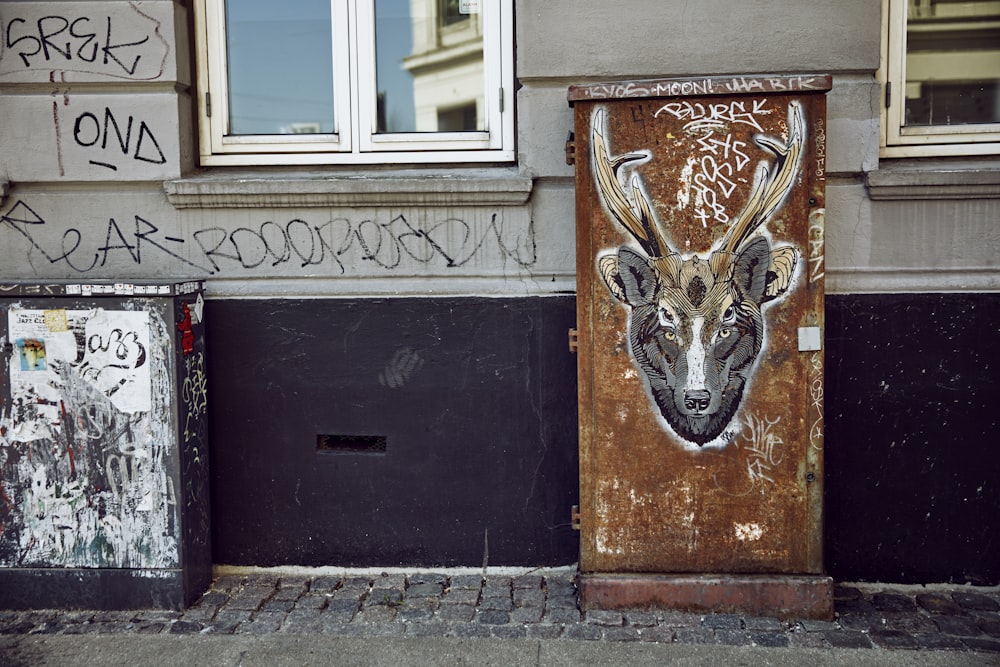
[
  {"x1": 577, "y1": 573, "x2": 834, "y2": 620},
  {"x1": 573, "y1": 75, "x2": 829, "y2": 576}
]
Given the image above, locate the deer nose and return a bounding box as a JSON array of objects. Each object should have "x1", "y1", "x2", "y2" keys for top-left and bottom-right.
[{"x1": 684, "y1": 390, "x2": 711, "y2": 413}]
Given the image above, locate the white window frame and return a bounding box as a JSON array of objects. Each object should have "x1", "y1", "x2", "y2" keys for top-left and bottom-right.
[
  {"x1": 879, "y1": 0, "x2": 1000, "y2": 158},
  {"x1": 193, "y1": 0, "x2": 514, "y2": 166}
]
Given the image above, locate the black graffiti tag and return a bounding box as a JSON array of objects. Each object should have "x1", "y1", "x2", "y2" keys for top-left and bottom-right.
[
  {"x1": 4, "y1": 15, "x2": 150, "y2": 76},
  {"x1": 1, "y1": 199, "x2": 537, "y2": 277}
]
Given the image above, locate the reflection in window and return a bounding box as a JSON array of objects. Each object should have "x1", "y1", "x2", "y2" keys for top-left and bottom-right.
[
  {"x1": 375, "y1": 0, "x2": 485, "y2": 133},
  {"x1": 904, "y1": 0, "x2": 1000, "y2": 127},
  {"x1": 225, "y1": 0, "x2": 335, "y2": 135}
]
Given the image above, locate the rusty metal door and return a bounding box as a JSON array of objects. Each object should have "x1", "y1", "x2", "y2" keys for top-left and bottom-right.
[{"x1": 571, "y1": 76, "x2": 830, "y2": 576}]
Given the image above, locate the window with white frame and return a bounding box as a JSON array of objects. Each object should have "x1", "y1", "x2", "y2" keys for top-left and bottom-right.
[
  {"x1": 194, "y1": 0, "x2": 514, "y2": 166},
  {"x1": 881, "y1": 0, "x2": 1000, "y2": 157}
]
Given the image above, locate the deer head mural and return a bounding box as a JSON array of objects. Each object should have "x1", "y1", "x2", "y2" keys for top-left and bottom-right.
[{"x1": 594, "y1": 101, "x2": 804, "y2": 446}]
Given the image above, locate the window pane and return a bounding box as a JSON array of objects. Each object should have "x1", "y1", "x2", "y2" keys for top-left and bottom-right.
[
  {"x1": 904, "y1": 0, "x2": 1000, "y2": 127},
  {"x1": 374, "y1": 0, "x2": 485, "y2": 133},
  {"x1": 226, "y1": 0, "x2": 335, "y2": 135}
]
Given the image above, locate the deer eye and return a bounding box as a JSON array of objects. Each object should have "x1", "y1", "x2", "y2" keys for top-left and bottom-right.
[
  {"x1": 718, "y1": 327, "x2": 732, "y2": 339},
  {"x1": 657, "y1": 308, "x2": 677, "y2": 339},
  {"x1": 722, "y1": 304, "x2": 736, "y2": 324}
]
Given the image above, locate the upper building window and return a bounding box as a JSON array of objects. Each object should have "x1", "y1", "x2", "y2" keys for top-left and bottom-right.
[
  {"x1": 193, "y1": 0, "x2": 513, "y2": 166},
  {"x1": 881, "y1": 0, "x2": 1000, "y2": 157}
]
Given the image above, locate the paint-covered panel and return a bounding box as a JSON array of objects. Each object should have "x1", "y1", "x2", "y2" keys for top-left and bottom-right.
[
  {"x1": 0, "y1": 93, "x2": 182, "y2": 181},
  {"x1": 573, "y1": 76, "x2": 828, "y2": 574},
  {"x1": 0, "y1": 1, "x2": 185, "y2": 83},
  {"x1": 0, "y1": 299, "x2": 178, "y2": 569}
]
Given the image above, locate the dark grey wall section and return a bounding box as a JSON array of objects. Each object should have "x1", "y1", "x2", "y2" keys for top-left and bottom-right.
[
  {"x1": 824, "y1": 293, "x2": 999, "y2": 585},
  {"x1": 205, "y1": 296, "x2": 580, "y2": 567}
]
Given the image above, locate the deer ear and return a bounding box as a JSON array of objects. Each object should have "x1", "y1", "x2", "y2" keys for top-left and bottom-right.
[
  {"x1": 616, "y1": 247, "x2": 658, "y2": 306},
  {"x1": 732, "y1": 237, "x2": 772, "y2": 303},
  {"x1": 762, "y1": 245, "x2": 797, "y2": 302}
]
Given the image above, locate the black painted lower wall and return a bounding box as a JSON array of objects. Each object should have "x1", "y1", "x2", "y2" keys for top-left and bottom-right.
[
  {"x1": 206, "y1": 296, "x2": 580, "y2": 568},
  {"x1": 206, "y1": 293, "x2": 998, "y2": 585}
]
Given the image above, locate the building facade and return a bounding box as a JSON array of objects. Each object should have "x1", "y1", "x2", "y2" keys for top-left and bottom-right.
[{"x1": 0, "y1": 0, "x2": 996, "y2": 586}]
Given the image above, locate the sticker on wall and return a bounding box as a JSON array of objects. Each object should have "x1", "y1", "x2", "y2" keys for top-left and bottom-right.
[{"x1": 592, "y1": 101, "x2": 804, "y2": 448}]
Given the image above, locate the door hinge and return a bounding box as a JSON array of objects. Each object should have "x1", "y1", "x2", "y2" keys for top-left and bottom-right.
[
  {"x1": 565, "y1": 131, "x2": 576, "y2": 165},
  {"x1": 571, "y1": 505, "x2": 581, "y2": 530},
  {"x1": 568, "y1": 327, "x2": 579, "y2": 353},
  {"x1": 499, "y1": 87, "x2": 504, "y2": 114},
  {"x1": 885, "y1": 81, "x2": 891, "y2": 109},
  {"x1": 205, "y1": 92, "x2": 212, "y2": 118}
]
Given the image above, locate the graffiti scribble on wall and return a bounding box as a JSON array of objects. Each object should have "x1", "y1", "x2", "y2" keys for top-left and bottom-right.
[
  {"x1": 0, "y1": 306, "x2": 177, "y2": 570},
  {"x1": 593, "y1": 101, "x2": 805, "y2": 447}
]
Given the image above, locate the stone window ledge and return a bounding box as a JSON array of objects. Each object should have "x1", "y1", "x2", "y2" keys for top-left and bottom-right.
[
  {"x1": 866, "y1": 160, "x2": 1000, "y2": 200},
  {"x1": 164, "y1": 168, "x2": 533, "y2": 209}
]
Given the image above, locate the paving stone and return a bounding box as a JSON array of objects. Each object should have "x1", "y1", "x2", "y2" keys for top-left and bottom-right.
[
  {"x1": 396, "y1": 604, "x2": 435, "y2": 623},
  {"x1": 510, "y1": 606, "x2": 544, "y2": 624},
  {"x1": 836, "y1": 613, "x2": 882, "y2": 632},
  {"x1": 748, "y1": 631, "x2": 787, "y2": 647},
  {"x1": 373, "y1": 573, "x2": 407, "y2": 589},
  {"x1": 744, "y1": 616, "x2": 785, "y2": 632},
  {"x1": 835, "y1": 598, "x2": 877, "y2": 616},
  {"x1": 702, "y1": 614, "x2": 742, "y2": 630},
  {"x1": 235, "y1": 612, "x2": 285, "y2": 635},
  {"x1": 513, "y1": 590, "x2": 545, "y2": 608},
  {"x1": 441, "y1": 588, "x2": 479, "y2": 605},
  {"x1": 716, "y1": 629, "x2": 752, "y2": 646},
  {"x1": 309, "y1": 576, "x2": 343, "y2": 592},
  {"x1": 526, "y1": 624, "x2": 565, "y2": 639},
  {"x1": 294, "y1": 593, "x2": 331, "y2": 611},
  {"x1": 869, "y1": 628, "x2": 918, "y2": 649},
  {"x1": 564, "y1": 623, "x2": 603, "y2": 641},
  {"x1": 962, "y1": 636, "x2": 1000, "y2": 652},
  {"x1": 360, "y1": 622, "x2": 406, "y2": 637},
  {"x1": 212, "y1": 575, "x2": 245, "y2": 592},
  {"x1": 917, "y1": 592, "x2": 964, "y2": 615},
  {"x1": 824, "y1": 630, "x2": 873, "y2": 649},
  {"x1": 210, "y1": 610, "x2": 252, "y2": 634},
  {"x1": 585, "y1": 609, "x2": 624, "y2": 627},
  {"x1": 405, "y1": 621, "x2": 453, "y2": 637},
  {"x1": 512, "y1": 575, "x2": 544, "y2": 590},
  {"x1": 882, "y1": 611, "x2": 939, "y2": 634},
  {"x1": 954, "y1": 592, "x2": 1000, "y2": 612},
  {"x1": 226, "y1": 586, "x2": 276, "y2": 612},
  {"x1": 192, "y1": 591, "x2": 229, "y2": 609},
  {"x1": 179, "y1": 606, "x2": 217, "y2": 624},
  {"x1": 476, "y1": 610, "x2": 510, "y2": 625},
  {"x1": 873, "y1": 592, "x2": 917, "y2": 612},
  {"x1": 448, "y1": 575, "x2": 484, "y2": 590},
  {"x1": 933, "y1": 614, "x2": 983, "y2": 636},
  {"x1": 913, "y1": 633, "x2": 968, "y2": 650},
  {"x1": 603, "y1": 626, "x2": 642, "y2": 642},
  {"x1": 405, "y1": 583, "x2": 444, "y2": 598},
  {"x1": 482, "y1": 577, "x2": 512, "y2": 594},
  {"x1": 407, "y1": 572, "x2": 448, "y2": 587},
  {"x1": 545, "y1": 595, "x2": 579, "y2": 610},
  {"x1": 168, "y1": 620, "x2": 204, "y2": 635},
  {"x1": 674, "y1": 627, "x2": 719, "y2": 644},
  {"x1": 786, "y1": 631, "x2": 827, "y2": 649},
  {"x1": 490, "y1": 624, "x2": 528, "y2": 639},
  {"x1": 450, "y1": 623, "x2": 493, "y2": 638},
  {"x1": 367, "y1": 588, "x2": 404, "y2": 607},
  {"x1": 356, "y1": 606, "x2": 397, "y2": 623},
  {"x1": 977, "y1": 614, "x2": 1000, "y2": 637},
  {"x1": 135, "y1": 622, "x2": 168, "y2": 635},
  {"x1": 263, "y1": 599, "x2": 296, "y2": 613},
  {"x1": 479, "y1": 596, "x2": 513, "y2": 612},
  {"x1": 543, "y1": 607, "x2": 581, "y2": 624},
  {"x1": 638, "y1": 626, "x2": 676, "y2": 643},
  {"x1": 656, "y1": 610, "x2": 703, "y2": 627},
  {"x1": 624, "y1": 611, "x2": 659, "y2": 628},
  {"x1": 545, "y1": 579, "x2": 577, "y2": 597},
  {"x1": 435, "y1": 604, "x2": 476, "y2": 623}
]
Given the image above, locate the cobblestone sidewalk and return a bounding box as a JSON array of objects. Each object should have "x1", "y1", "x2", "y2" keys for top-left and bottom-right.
[{"x1": 2, "y1": 572, "x2": 999, "y2": 654}]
